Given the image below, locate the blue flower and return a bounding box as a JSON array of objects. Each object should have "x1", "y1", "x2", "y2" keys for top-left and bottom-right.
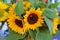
[
  {"x1": 57, "y1": 5, "x2": 60, "y2": 11},
  {"x1": 0, "y1": 22, "x2": 8, "y2": 40},
  {"x1": 52, "y1": 32, "x2": 60, "y2": 40}
]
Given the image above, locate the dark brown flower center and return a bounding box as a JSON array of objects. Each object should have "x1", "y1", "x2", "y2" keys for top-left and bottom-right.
[
  {"x1": 57, "y1": 24, "x2": 60, "y2": 30},
  {"x1": 27, "y1": 13, "x2": 38, "y2": 24},
  {"x1": 15, "y1": 19, "x2": 23, "y2": 28}
]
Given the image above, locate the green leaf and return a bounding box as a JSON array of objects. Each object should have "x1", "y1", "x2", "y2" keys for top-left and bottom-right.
[
  {"x1": 0, "y1": 0, "x2": 2, "y2": 2},
  {"x1": 5, "y1": 29, "x2": 27, "y2": 40},
  {"x1": 43, "y1": 8, "x2": 58, "y2": 19},
  {"x1": 35, "y1": 28, "x2": 52, "y2": 40},
  {"x1": 15, "y1": 0, "x2": 24, "y2": 17},
  {"x1": 3, "y1": 0, "x2": 7, "y2": 3},
  {"x1": 35, "y1": 1, "x2": 47, "y2": 8},
  {"x1": 29, "y1": 0, "x2": 36, "y2": 8},
  {"x1": 19, "y1": 34, "x2": 27, "y2": 40},
  {"x1": 47, "y1": 0, "x2": 51, "y2": 8},
  {"x1": 44, "y1": 16, "x2": 53, "y2": 34},
  {"x1": 29, "y1": 29, "x2": 36, "y2": 39},
  {"x1": 0, "y1": 0, "x2": 7, "y2": 3}
]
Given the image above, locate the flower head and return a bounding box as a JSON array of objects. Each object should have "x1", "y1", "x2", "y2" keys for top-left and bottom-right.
[
  {"x1": 24, "y1": 8, "x2": 44, "y2": 30},
  {"x1": 52, "y1": 18, "x2": 59, "y2": 34},
  {"x1": 7, "y1": 14, "x2": 27, "y2": 34}
]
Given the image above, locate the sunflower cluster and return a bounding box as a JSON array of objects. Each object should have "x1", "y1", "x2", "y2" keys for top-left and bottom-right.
[
  {"x1": 0, "y1": 1, "x2": 43, "y2": 34},
  {"x1": 0, "y1": 0, "x2": 60, "y2": 40},
  {"x1": 0, "y1": 0, "x2": 59, "y2": 37},
  {"x1": 7, "y1": 4, "x2": 44, "y2": 34}
]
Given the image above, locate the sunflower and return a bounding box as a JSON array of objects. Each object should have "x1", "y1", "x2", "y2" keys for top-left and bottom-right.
[
  {"x1": 0, "y1": 2, "x2": 8, "y2": 9},
  {"x1": 52, "y1": 18, "x2": 59, "y2": 34},
  {"x1": 0, "y1": 10, "x2": 8, "y2": 21},
  {"x1": 8, "y1": 4, "x2": 16, "y2": 18},
  {"x1": 23, "y1": 1, "x2": 30, "y2": 10},
  {"x1": 7, "y1": 14, "x2": 27, "y2": 34},
  {"x1": 9, "y1": 4, "x2": 16, "y2": 15},
  {"x1": 24, "y1": 8, "x2": 44, "y2": 30}
]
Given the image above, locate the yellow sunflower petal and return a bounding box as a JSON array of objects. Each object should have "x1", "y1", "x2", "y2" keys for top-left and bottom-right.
[
  {"x1": 23, "y1": 1, "x2": 30, "y2": 10},
  {"x1": 9, "y1": 4, "x2": 16, "y2": 15},
  {"x1": 0, "y1": 2, "x2": 8, "y2": 9},
  {"x1": 0, "y1": 10, "x2": 8, "y2": 21},
  {"x1": 52, "y1": 18, "x2": 59, "y2": 34}
]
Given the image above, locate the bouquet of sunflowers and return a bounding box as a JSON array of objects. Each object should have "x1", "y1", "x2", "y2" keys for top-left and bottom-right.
[{"x1": 0, "y1": 0, "x2": 60, "y2": 40}]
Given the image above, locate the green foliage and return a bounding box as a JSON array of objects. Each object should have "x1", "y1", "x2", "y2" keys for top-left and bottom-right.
[
  {"x1": 29, "y1": 29, "x2": 36, "y2": 39},
  {"x1": 43, "y1": 8, "x2": 58, "y2": 19},
  {"x1": 29, "y1": 0, "x2": 36, "y2": 8},
  {"x1": 51, "y1": 2, "x2": 60, "y2": 8},
  {"x1": 35, "y1": 28, "x2": 52, "y2": 40},
  {"x1": 44, "y1": 16, "x2": 53, "y2": 34},
  {"x1": 5, "y1": 29, "x2": 27, "y2": 40},
  {"x1": 19, "y1": 34, "x2": 27, "y2": 40},
  {"x1": 15, "y1": 0, "x2": 24, "y2": 18},
  {"x1": 0, "y1": 0, "x2": 7, "y2": 3},
  {"x1": 47, "y1": 0, "x2": 51, "y2": 8},
  {"x1": 36, "y1": 2, "x2": 47, "y2": 8},
  {"x1": 0, "y1": 0, "x2": 2, "y2": 1},
  {"x1": 1, "y1": 0, "x2": 60, "y2": 40}
]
